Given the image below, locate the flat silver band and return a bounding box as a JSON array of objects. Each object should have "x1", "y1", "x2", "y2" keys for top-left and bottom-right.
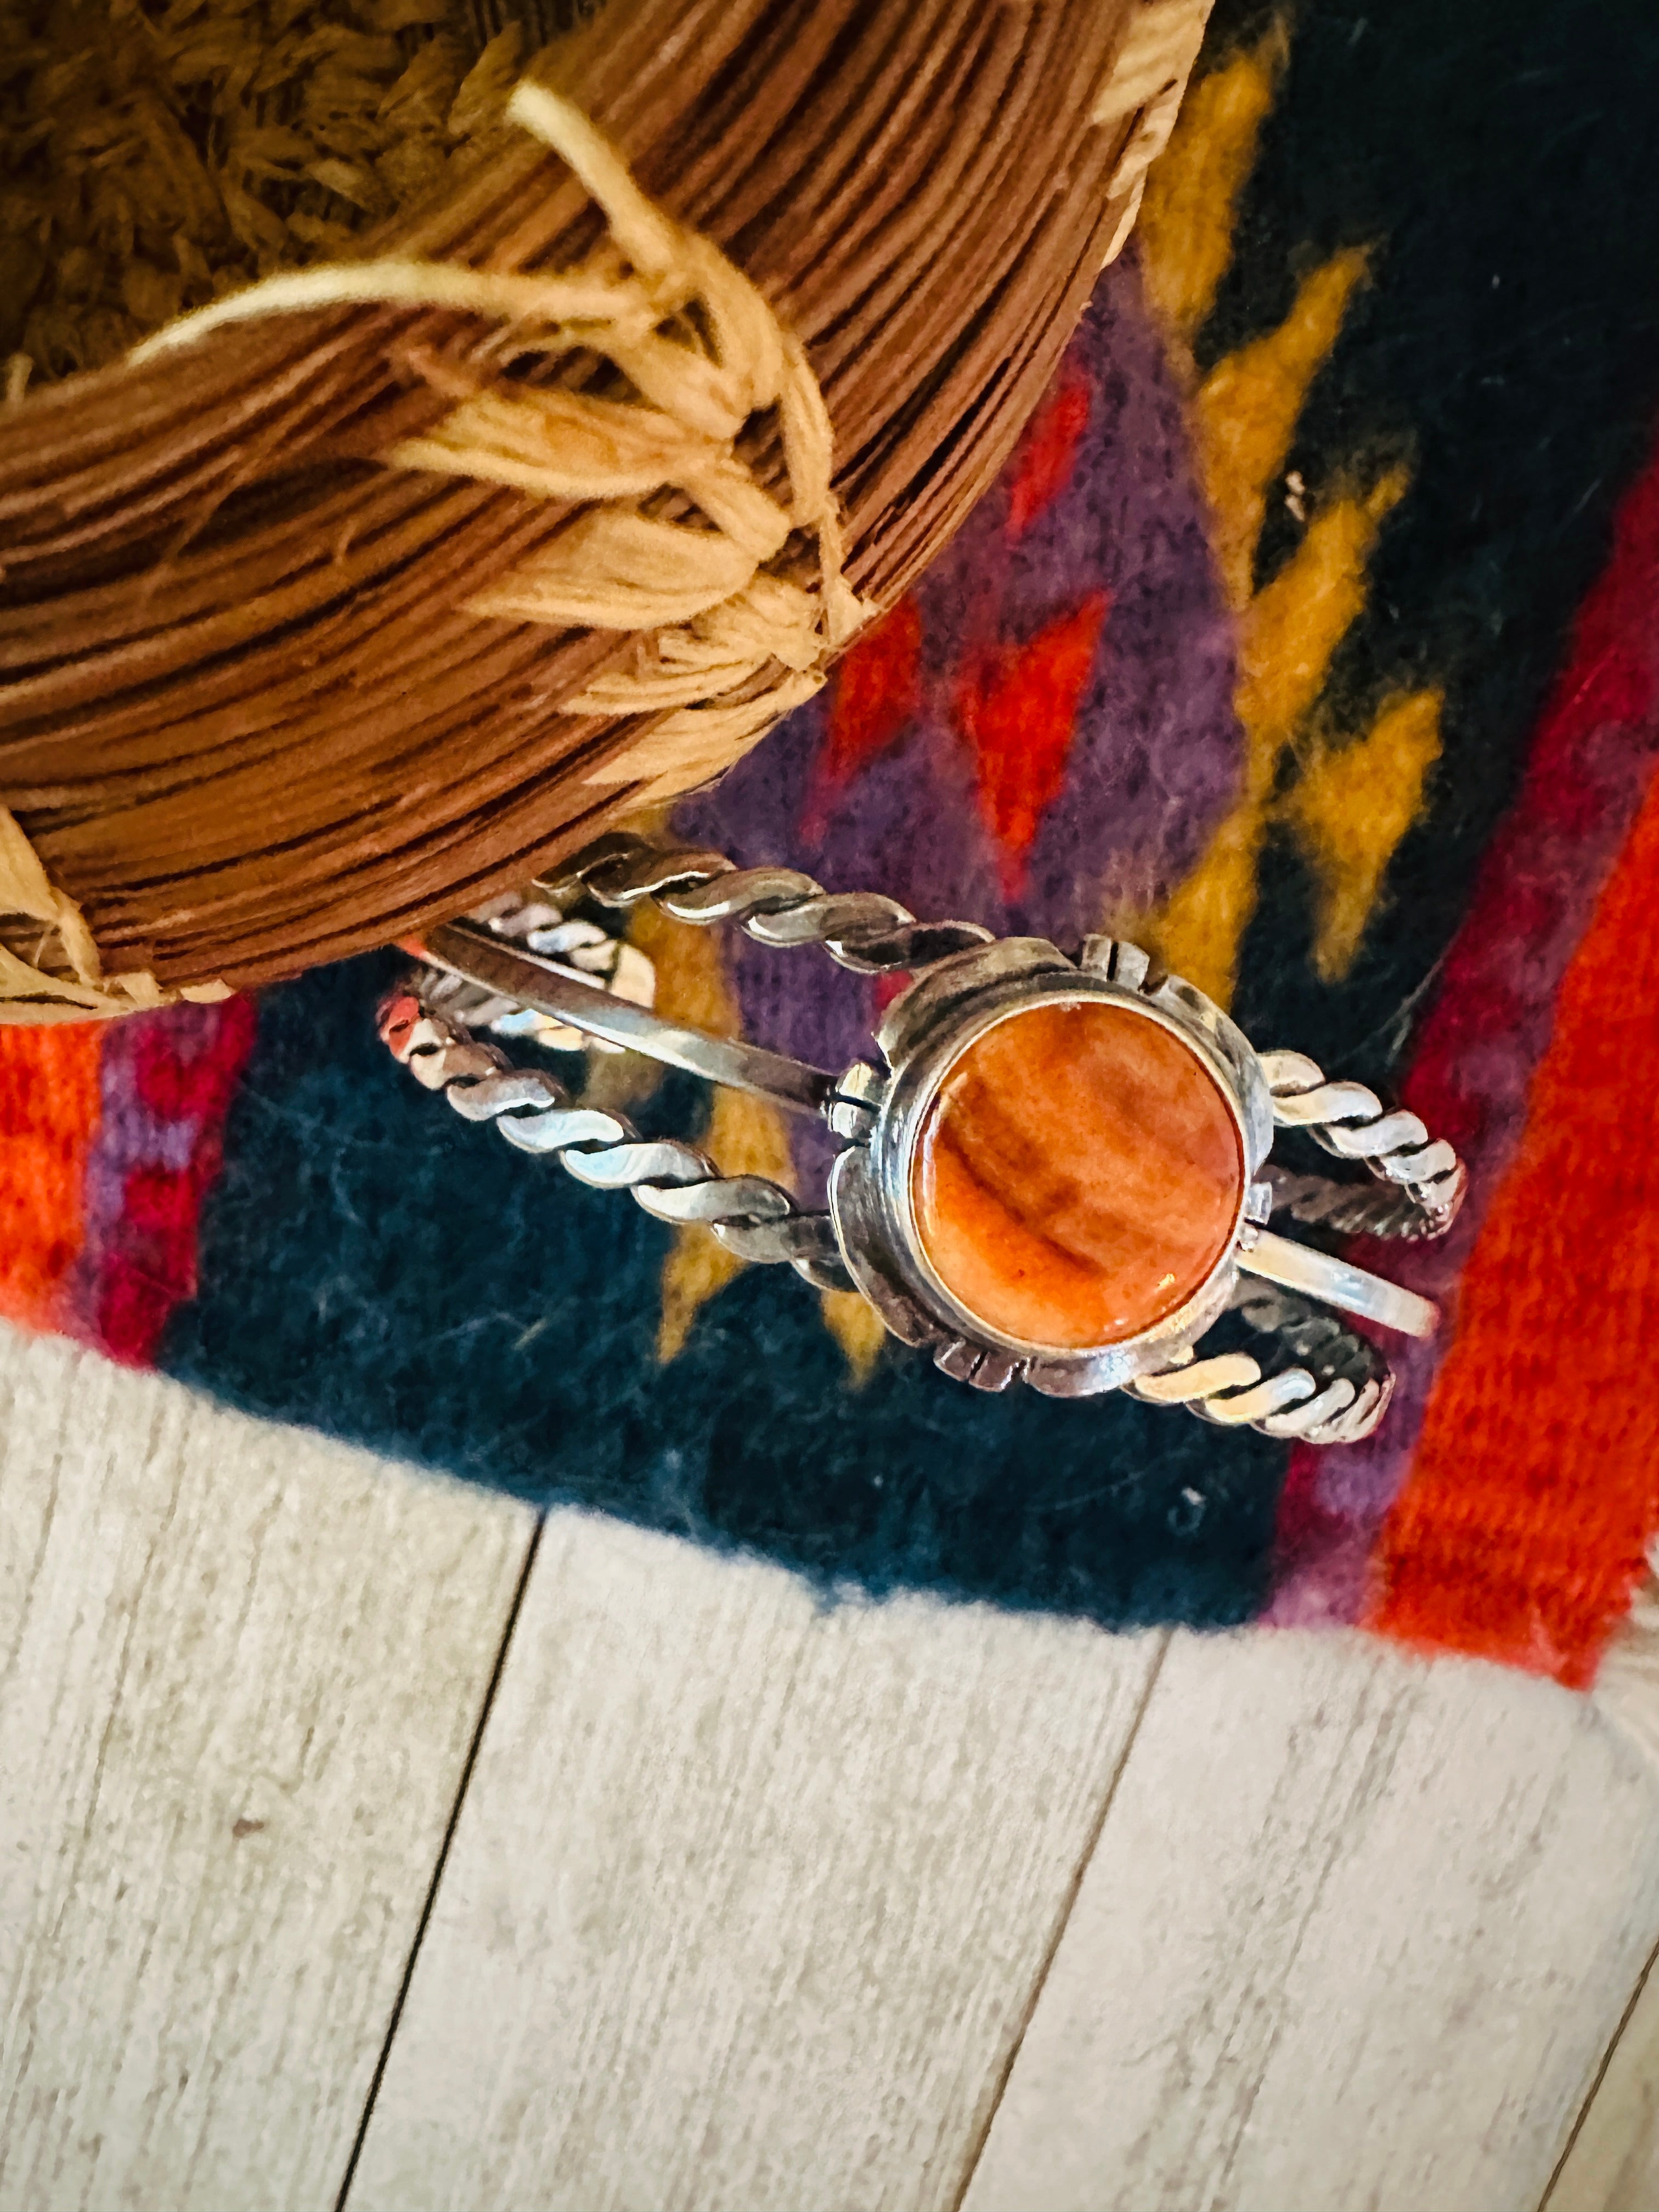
[
  {"x1": 1239, "y1": 1230, "x2": 1437, "y2": 1340},
  {"x1": 425, "y1": 919, "x2": 839, "y2": 1116}
]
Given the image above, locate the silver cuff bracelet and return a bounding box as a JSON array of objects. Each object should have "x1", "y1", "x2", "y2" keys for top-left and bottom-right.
[{"x1": 380, "y1": 832, "x2": 1464, "y2": 1446}]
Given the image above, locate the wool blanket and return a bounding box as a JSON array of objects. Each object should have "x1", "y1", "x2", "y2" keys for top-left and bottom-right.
[{"x1": 6, "y1": 0, "x2": 1659, "y2": 1689}]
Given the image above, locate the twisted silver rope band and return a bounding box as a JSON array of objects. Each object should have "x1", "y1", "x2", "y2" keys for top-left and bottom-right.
[
  {"x1": 379, "y1": 977, "x2": 854, "y2": 1292},
  {"x1": 537, "y1": 831, "x2": 996, "y2": 974},
  {"x1": 1258, "y1": 1165, "x2": 1438, "y2": 1239},
  {"x1": 1259, "y1": 1049, "x2": 1466, "y2": 1236},
  {"x1": 1138, "y1": 1052, "x2": 1459, "y2": 1438},
  {"x1": 1124, "y1": 1279, "x2": 1392, "y2": 1444}
]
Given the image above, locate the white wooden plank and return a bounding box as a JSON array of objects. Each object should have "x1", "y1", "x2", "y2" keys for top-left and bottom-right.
[
  {"x1": 961, "y1": 1627, "x2": 1659, "y2": 2212},
  {"x1": 0, "y1": 1324, "x2": 535, "y2": 2212},
  {"x1": 347, "y1": 1512, "x2": 1164, "y2": 2212},
  {"x1": 1539, "y1": 1588, "x2": 1659, "y2": 2212},
  {"x1": 1541, "y1": 1953, "x2": 1659, "y2": 2211}
]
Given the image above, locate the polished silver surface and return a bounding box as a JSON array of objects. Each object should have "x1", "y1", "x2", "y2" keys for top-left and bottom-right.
[
  {"x1": 1239, "y1": 1229, "x2": 1438, "y2": 1340},
  {"x1": 456, "y1": 889, "x2": 657, "y2": 1052},
  {"x1": 535, "y1": 832, "x2": 997, "y2": 975},
  {"x1": 425, "y1": 919, "x2": 838, "y2": 1118},
  {"x1": 383, "y1": 832, "x2": 1468, "y2": 1447},
  {"x1": 1258, "y1": 1049, "x2": 1465, "y2": 1233},
  {"x1": 380, "y1": 981, "x2": 850, "y2": 1291}
]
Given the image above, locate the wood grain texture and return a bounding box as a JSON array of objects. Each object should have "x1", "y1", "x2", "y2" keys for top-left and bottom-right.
[
  {"x1": 1544, "y1": 1949, "x2": 1659, "y2": 2212},
  {"x1": 346, "y1": 1513, "x2": 1164, "y2": 2212},
  {"x1": 1552, "y1": 1575, "x2": 1659, "y2": 2212},
  {"x1": 961, "y1": 1627, "x2": 1659, "y2": 2212},
  {"x1": 0, "y1": 1325, "x2": 534, "y2": 2212},
  {"x1": 9, "y1": 1316, "x2": 1659, "y2": 2212}
]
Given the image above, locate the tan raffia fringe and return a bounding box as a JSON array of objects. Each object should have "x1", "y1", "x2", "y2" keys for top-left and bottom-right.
[
  {"x1": 138, "y1": 81, "x2": 874, "y2": 803},
  {"x1": 1, "y1": 80, "x2": 871, "y2": 1022},
  {"x1": 1092, "y1": 0, "x2": 1214, "y2": 264},
  {"x1": 0, "y1": 808, "x2": 230, "y2": 1025}
]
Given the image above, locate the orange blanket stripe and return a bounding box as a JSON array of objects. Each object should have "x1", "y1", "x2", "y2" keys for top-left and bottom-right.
[
  {"x1": 0, "y1": 1024, "x2": 102, "y2": 1332},
  {"x1": 1368, "y1": 760, "x2": 1659, "y2": 1684}
]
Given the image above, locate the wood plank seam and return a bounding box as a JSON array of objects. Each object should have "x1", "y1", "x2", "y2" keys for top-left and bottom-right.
[
  {"x1": 1539, "y1": 1924, "x2": 1659, "y2": 2212},
  {"x1": 946, "y1": 1631, "x2": 1172, "y2": 2212},
  {"x1": 336, "y1": 1511, "x2": 548, "y2": 2212},
  {"x1": 0, "y1": 1326, "x2": 539, "y2": 2211},
  {"x1": 343, "y1": 1519, "x2": 1167, "y2": 2212},
  {"x1": 956, "y1": 1630, "x2": 1659, "y2": 2212}
]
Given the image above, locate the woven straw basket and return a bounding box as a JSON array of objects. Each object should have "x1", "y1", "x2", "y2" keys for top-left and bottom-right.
[{"x1": 0, "y1": 0, "x2": 1210, "y2": 1018}]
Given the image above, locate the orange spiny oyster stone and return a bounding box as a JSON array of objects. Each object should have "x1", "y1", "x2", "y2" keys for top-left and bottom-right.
[{"x1": 909, "y1": 1000, "x2": 1245, "y2": 1351}]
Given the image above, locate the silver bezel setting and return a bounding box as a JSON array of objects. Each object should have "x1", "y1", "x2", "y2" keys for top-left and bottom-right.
[{"x1": 827, "y1": 937, "x2": 1274, "y2": 1397}]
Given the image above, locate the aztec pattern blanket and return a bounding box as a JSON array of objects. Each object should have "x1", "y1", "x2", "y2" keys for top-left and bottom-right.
[{"x1": 6, "y1": 0, "x2": 1659, "y2": 1690}]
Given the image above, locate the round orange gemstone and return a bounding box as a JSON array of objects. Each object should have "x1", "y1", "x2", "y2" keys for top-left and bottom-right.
[{"x1": 909, "y1": 999, "x2": 1245, "y2": 1351}]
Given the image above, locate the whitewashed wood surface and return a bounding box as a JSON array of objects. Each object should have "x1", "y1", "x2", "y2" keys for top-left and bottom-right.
[
  {"x1": 963, "y1": 1631, "x2": 1659, "y2": 2212},
  {"x1": 2, "y1": 1319, "x2": 1659, "y2": 2212},
  {"x1": 0, "y1": 1329, "x2": 534, "y2": 2212},
  {"x1": 347, "y1": 1516, "x2": 1161, "y2": 2212}
]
